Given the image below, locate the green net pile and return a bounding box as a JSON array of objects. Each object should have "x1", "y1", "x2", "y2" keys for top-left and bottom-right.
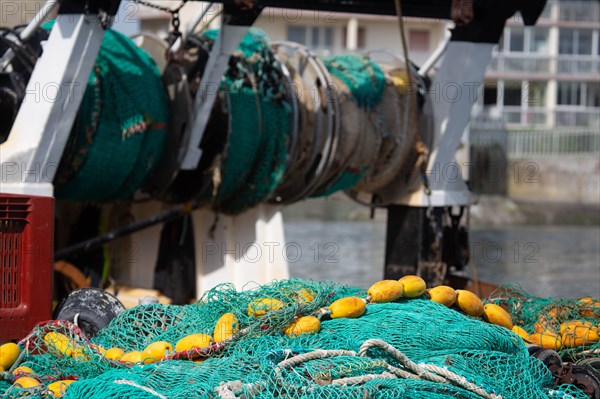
[
  {"x1": 1, "y1": 279, "x2": 591, "y2": 399},
  {"x1": 201, "y1": 29, "x2": 290, "y2": 215},
  {"x1": 48, "y1": 23, "x2": 168, "y2": 201},
  {"x1": 487, "y1": 284, "x2": 600, "y2": 361}
]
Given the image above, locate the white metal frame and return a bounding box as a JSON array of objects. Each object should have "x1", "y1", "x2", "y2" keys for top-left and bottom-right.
[
  {"x1": 398, "y1": 41, "x2": 495, "y2": 207},
  {"x1": 1, "y1": 14, "x2": 106, "y2": 196},
  {"x1": 180, "y1": 23, "x2": 252, "y2": 170}
]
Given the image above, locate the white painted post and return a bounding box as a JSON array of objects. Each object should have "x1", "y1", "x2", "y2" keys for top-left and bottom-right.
[
  {"x1": 346, "y1": 17, "x2": 358, "y2": 51},
  {"x1": 191, "y1": 205, "x2": 289, "y2": 296}
]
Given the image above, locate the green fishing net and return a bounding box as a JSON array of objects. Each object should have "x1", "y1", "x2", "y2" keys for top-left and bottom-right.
[
  {"x1": 323, "y1": 55, "x2": 386, "y2": 107},
  {"x1": 200, "y1": 29, "x2": 290, "y2": 215},
  {"x1": 487, "y1": 284, "x2": 600, "y2": 362},
  {"x1": 45, "y1": 22, "x2": 168, "y2": 201},
  {"x1": 1, "y1": 279, "x2": 592, "y2": 399}
]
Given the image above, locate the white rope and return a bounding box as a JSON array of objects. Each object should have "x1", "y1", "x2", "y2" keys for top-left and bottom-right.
[
  {"x1": 421, "y1": 364, "x2": 502, "y2": 399},
  {"x1": 359, "y1": 339, "x2": 502, "y2": 399},
  {"x1": 215, "y1": 381, "x2": 244, "y2": 399},
  {"x1": 215, "y1": 381, "x2": 264, "y2": 399},
  {"x1": 267, "y1": 339, "x2": 501, "y2": 399},
  {"x1": 359, "y1": 339, "x2": 445, "y2": 383},
  {"x1": 386, "y1": 363, "x2": 420, "y2": 380},
  {"x1": 276, "y1": 350, "x2": 358, "y2": 369},
  {"x1": 331, "y1": 372, "x2": 396, "y2": 386},
  {"x1": 113, "y1": 380, "x2": 167, "y2": 399}
]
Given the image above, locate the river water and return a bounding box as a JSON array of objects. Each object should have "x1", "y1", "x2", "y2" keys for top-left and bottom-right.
[{"x1": 283, "y1": 221, "x2": 600, "y2": 299}]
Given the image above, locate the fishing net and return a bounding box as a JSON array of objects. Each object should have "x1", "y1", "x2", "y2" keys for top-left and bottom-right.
[
  {"x1": 323, "y1": 55, "x2": 385, "y2": 108},
  {"x1": 487, "y1": 284, "x2": 600, "y2": 362},
  {"x1": 1, "y1": 279, "x2": 591, "y2": 399},
  {"x1": 199, "y1": 29, "x2": 291, "y2": 215},
  {"x1": 48, "y1": 22, "x2": 168, "y2": 201}
]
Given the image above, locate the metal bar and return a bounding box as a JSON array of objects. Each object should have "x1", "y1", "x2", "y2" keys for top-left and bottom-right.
[
  {"x1": 54, "y1": 202, "x2": 200, "y2": 260},
  {"x1": 418, "y1": 29, "x2": 451, "y2": 77},
  {"x1": 180, "y1": 22, "x2": 255, "y2": 169},
  {"x1": 0, "y1": 0, "x2": 61, "y2": 71}
]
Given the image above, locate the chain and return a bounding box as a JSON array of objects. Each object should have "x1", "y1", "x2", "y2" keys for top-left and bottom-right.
[{"x1": 132, "y1": 0, "x2": 189, "y2": 35}]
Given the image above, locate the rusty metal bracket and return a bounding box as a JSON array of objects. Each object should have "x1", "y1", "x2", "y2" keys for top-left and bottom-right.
[{"x1": 451, "y1": 0, "x2": 474, "y2": 26}]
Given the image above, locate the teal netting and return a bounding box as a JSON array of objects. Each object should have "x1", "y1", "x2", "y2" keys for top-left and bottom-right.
[
  {"x1": 487, "y1": 284, "x2": 600, "y2": 362},
  {"x1": 318, "y1": 166, "x2": 369, "y2": 197},
  {"x1": 323, "y1": 55, "x2": 385, "y2": 107},
  {"x1": 201, "y1": 29, "x2": 290, "y2": 214},
  {"x1": 1, "y1": 279, "x2": 591, "y2": 399},
  {"x1": 48, "y1": 22, "x2": 168, "y2": 201}
]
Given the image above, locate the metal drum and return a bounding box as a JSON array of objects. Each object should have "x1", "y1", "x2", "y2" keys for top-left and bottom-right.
[
  {"x1": 150, "y1": 34, "x2": 227, "y2": 204},
  {"x1": 269, "y1": 42, "x2": 339, "y2": 203},
  {"x1": 347, "y1": 50, "x2": 433, "y2": 206}
]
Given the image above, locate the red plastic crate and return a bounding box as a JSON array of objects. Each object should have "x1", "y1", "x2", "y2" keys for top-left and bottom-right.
[{"x1": 0, "y1": 193, "x2": 54, "y2": 342}]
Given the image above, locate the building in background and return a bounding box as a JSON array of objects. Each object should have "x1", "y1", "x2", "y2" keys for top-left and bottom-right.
[
  {"x1": 469, "y1": 1, "x2": 599, "y2": 204},
  {"x1": 473, "y1": 0, "x2": 600, "y2": 130},
  {"x1": 252, "y1": 9, "x2": 446, "y2": 66}
]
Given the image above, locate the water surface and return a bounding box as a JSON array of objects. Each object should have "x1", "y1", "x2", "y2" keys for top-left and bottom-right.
[{"x1": 284, "y1": 221, "x2": 600, "y2": 298}]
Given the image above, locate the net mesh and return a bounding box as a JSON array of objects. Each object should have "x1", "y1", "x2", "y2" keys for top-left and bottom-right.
[
  {"x1": 200, "y1": 29, "x2": 291, "y2": 215},
  {"x1": 1, "y1": 279, "x2": 593, "y2": 399},
  {"x1": 48, "y1": 22, "x2": 168, "y2": 201},
  {"x1": 487, "y1": 284, "x2": 600, "y2": 362},
  {"x1": 323, "y1": 55, "x2": 385, "y2": 107}
]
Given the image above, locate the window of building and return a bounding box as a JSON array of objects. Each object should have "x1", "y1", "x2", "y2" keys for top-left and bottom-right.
[
  {"x1": 577, "y1": 29, "x2": 592, "y2": 55},
  {"x1": 557, "y1": 82, "x2": 582, "y2": 105},
  {"x1": 311, "y1": 27, "x2": 321, "y2": 48},
  {"x1": 530, "y1": 27, "x2": 550, "y2": 53},
  {"x1": 409, "y1": 30, "x2": 430, "y2": 52},
  {"x1": 499, "y1": 26, "x2": 551, "y2": 54},
  {"x1": 483, "y1": 84, "x2": 498, "y2": 106},
  {"x1": 587, "y1": 83, "x2": 600, "y2": 107},
  {"x1": 525, "y1": 82, "x2": 546, "y2": 106},
  {"x1": 311, "y1": 26, "x2": 334, "y2": 49},
  {"x1": 504, "y1": 82, "x2": 522, "y2": 106},
  {"x1": 287, "y1": 25, "x2": 334, "y2": 50},
  {"x1": 559, "y1": 28, "x2": 594, "y2": 55},
  {"x1": 559, "y1": 28, "x2": 575, "y2": 54},
  {"x1": 342, "y1": 27, "x2": 366, "y2": 49},
  {"x1": 287, "y1": 26, "x2": 307, "y2": 45},
  {"x1": 509, "y1": 26, "x2": 525, "y2": 52}
]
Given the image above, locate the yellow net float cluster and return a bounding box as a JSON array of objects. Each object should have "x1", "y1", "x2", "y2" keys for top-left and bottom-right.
[
  {"x1": 2, "y1": 353, "x2": 75, "y2": 398},
  {"x1": 513, "y1": 320, "x2": 600, "y2": 351},
  {"x1": 500, "y1": 295, "x2": 600, "y2": 351}
]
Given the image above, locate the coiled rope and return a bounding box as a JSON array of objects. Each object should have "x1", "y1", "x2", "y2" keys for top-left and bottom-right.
[{"x1": 216, "y1": 338, "x2": 502, "y2": 399}]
